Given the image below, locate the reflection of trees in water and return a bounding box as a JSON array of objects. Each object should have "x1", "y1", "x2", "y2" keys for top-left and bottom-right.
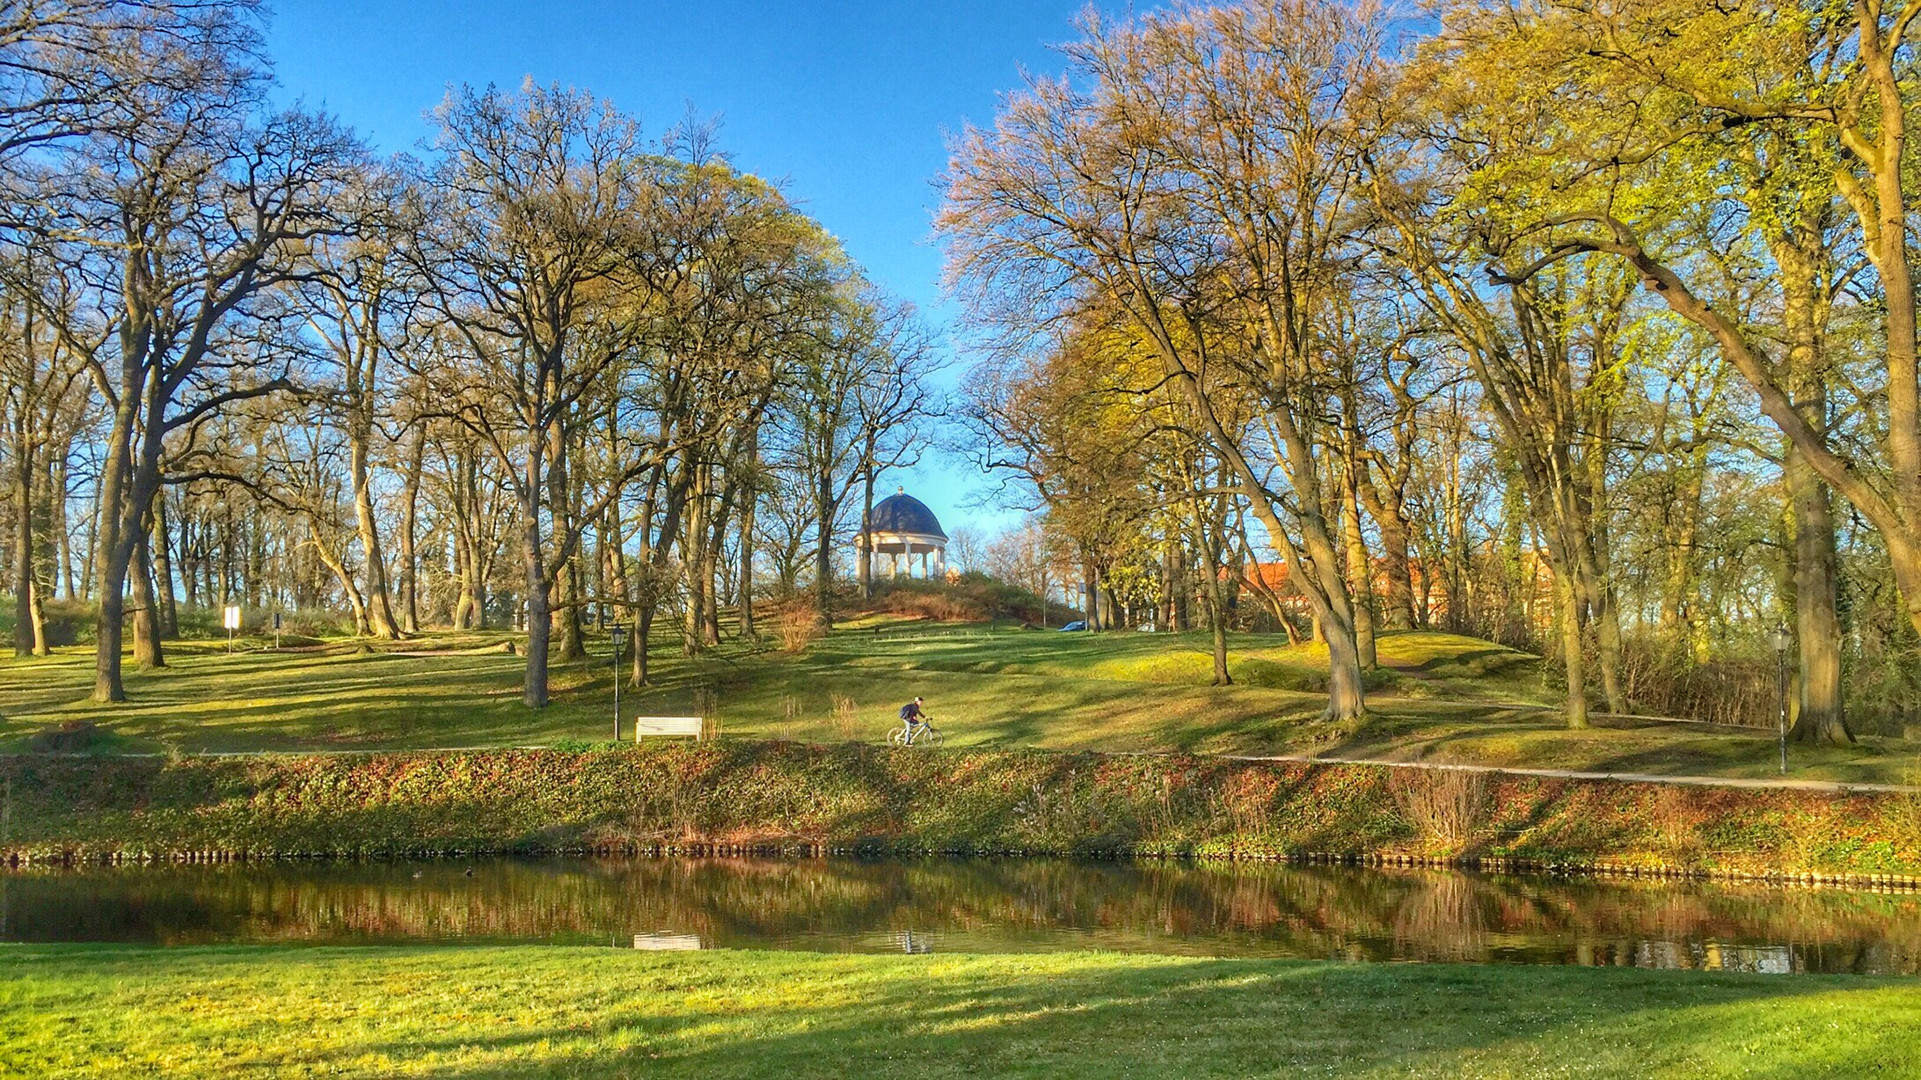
[{"x1": 4, "y1": 858, "x2": 1919, "y2": 972}]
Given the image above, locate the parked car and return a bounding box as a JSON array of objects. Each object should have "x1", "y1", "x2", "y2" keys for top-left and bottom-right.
[{"x1": 1057, "y1": 620, "x2": 1087, "y2": 632}]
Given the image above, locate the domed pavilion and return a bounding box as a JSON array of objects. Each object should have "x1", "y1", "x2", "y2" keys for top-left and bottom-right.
[{"x1": 864, "y1": 488, "x2": 947, "y2": 579}]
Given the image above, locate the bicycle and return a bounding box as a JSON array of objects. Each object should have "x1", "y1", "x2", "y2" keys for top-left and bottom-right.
[{"x1": 888, "y1": 717, "x2": 945, "y2": 748}]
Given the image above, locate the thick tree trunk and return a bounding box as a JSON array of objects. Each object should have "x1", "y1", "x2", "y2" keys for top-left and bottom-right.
[
  {"x1": 1787, "y1": 440, "x2": 1848, "y2": 744},
  {"x1": 91, "y1": 391, "x2": 146, "y2": 703},
  {"x1": 1777, "y1": 223, "x2": 1850, "y2": 746}
]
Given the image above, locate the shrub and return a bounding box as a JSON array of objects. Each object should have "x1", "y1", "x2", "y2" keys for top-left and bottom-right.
[
  {"x1": 25, "y1": 721, "x2": 103, "y2": 754},
  {"x1": 0, "y1": 598, "x2": 94, "y2": 647},
  {"x1": 831, "y1": 694, "x2": 859, "y2": 741},
  {"x1": 774, "y1": 604, "x2": 824, "y2": 652},
  {"x1": 1389, "y1": 767, "x2": 1488, "y2": 853}
]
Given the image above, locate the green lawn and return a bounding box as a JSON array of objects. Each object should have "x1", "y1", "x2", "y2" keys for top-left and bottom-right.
[
  {"x1": 1, "y1": 944, "x2": 1916, "y2": 1078},
  {"x1": 2, "y1": 621, "x2": 1914, "y2": 783}
]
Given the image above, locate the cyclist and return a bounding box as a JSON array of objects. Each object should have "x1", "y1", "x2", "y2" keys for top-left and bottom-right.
[{"x1": 898, "y1": 696, "x2": 930, "y2": 745}]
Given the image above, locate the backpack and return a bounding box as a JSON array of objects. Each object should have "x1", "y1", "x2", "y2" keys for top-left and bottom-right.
[{"x1": 899, "y1": 703, "x2": 916, "y2": 720}]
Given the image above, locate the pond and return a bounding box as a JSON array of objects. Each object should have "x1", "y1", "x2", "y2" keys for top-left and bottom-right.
[{"x1": 4, "y1": 856, "x2": 1917, "y2": 975}]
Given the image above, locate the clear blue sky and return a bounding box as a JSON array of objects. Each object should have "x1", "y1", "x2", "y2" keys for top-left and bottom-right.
[{"x1": 265, "y1": 0, "x2": 1126, "y2": 538}]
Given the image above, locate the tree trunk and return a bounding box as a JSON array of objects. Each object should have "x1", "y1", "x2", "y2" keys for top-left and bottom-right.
[
  {"x1": 633, "y1": 610, "x2": 650, "y2": 687},
  {"x1": 1787, "y1": 440, "x2": 1848, "y2": 743},
  {"x1": 1359, "y1": 471, "x2": 1416, "y2": 631},
  {"x1": 1553, "y1": 564, "x2": 1589, "y2": 730},
  {"x1": 857, "y1": 465, "x2": 875, "y2": 599},
  {"x1": 26, "y1": 578, "x2": 46, "y2": 656},
  {"x1": 557, "y1": 555, "x2": 588, "y2": 662},
  {"x1": 130, "y1": 528, "x2": 164, "y2": 669},
  {"x1": 813, "y1": 468, "x2": 835, "y2": 629},
  {"x1": 314, "y1": 533, "x2": 372, "y2": 636},
  {"x1": 1776, "y1": 217, "x2": 1850, "y2": 745},
  {"x1": 151, "y1": 498, "x2": 178, "y2": 638},
  {"x1": 90, "y1": 386, "x2": 147, "y2": 703},
  {"x1": 350, "y1": 433, "x2": 400, "y2": 639},
  {"x1": 521, "y1": 522, "x2": 550, "y2": 707},
  {"x1": 399, "y1": 427, "x2": 424, "y2": 634},
  {"x1": 11, "y1": 432, "x2": 33, "y2": 658},
  {"x1": 1341, "y1": 455, "x2": 1377, "y2": 670},
  {"x1": 738, "y1": 483, "x2": 758, "y2": 639}
]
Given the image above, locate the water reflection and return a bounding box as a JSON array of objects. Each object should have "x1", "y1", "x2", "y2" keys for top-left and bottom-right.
[{"x1": 3, "y1": 857, "x2": 1917, "y2": 974}]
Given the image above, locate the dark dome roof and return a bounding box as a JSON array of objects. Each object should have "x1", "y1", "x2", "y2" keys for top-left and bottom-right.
[{"x1": 869, "y1": 492, "x2": 946, "y2": 540}]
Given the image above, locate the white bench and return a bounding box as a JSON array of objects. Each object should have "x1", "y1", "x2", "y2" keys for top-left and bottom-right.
[{"x1": 633, "y1": 715, "x2": 705, "y2": 744}]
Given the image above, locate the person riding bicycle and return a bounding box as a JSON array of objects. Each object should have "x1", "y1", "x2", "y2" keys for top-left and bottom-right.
[{"x1": 898, "y1": 697, "x2": 930, "y2": 745}]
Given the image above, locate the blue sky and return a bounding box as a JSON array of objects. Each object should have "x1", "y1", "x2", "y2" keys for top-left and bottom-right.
[{"x1": 265, "y1": 0, "x2": 1120, "y2": 537}]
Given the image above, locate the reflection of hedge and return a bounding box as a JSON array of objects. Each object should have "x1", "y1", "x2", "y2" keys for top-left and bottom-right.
[{"x1": 3, "y1": 744, "x2": 1919, "y2": 881}]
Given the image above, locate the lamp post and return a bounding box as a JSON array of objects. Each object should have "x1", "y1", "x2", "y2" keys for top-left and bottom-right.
[
  {"x1": 1769, "y1": 623, "x2": 1792, "y2": 775},
  {"x1": 610, "y1": 623, "x2": 627, "y2": 743}
]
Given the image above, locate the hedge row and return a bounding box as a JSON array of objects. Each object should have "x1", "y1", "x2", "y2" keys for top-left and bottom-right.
[{"x1": 2, "y1": 743, "x2": 1919, "y2": 878}]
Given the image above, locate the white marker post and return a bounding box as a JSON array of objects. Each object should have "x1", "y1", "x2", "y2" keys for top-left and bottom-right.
[{"x1": 223, "y1": 605, "x2": 242, "y2": 655}]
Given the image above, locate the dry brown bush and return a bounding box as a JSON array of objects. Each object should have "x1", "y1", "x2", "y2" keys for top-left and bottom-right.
[
  {"x1": 774, "y1": 605, "x2": 824, "y2": 652},
  {"x1": 831, "y1": 694, "x2": 859, "y2": 741},
  {"x1": 1389, "y1": 767, "x2": 1488, "y2": 851}
]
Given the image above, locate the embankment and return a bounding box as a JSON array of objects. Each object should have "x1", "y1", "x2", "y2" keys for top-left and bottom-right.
[{"x1": 3, "y1": 743, "x2": 1918, "y2": 885}]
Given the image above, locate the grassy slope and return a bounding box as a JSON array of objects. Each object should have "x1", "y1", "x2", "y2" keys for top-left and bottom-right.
[
  {"x1": 2, "y1": 945, "x2": 1917, "y2": 1079},
  {"x1": 1, "y1": 622, "x2": 1911, "y2": 782}
]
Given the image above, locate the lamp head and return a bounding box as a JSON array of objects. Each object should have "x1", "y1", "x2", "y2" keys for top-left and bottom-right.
[{"x1": 1769, "y1": 624, "x2": 1792, "y2": 654}]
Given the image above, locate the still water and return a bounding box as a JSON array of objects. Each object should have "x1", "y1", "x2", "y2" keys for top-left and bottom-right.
[{"x1": 4, "y1": 857, "x2": 1916, "y2": 974}]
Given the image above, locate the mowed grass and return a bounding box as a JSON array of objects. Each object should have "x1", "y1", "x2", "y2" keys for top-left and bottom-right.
[
  {"x1": 1, "y1": 620, "x2": 1914, "y2": 782},
  {"x1": 2, "y1": 944, "x2": 1918, "y2": 1078}
]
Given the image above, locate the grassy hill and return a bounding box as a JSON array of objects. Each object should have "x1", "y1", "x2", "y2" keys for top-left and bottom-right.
[{"x1": 1, "y1": 619, "x2": 1912, "y2": 783}]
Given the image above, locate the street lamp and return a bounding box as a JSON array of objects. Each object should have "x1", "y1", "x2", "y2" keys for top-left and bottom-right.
[
  {"x1": 610, "y1": 623, "x2": 627, "y2": 743},
  {"x1": 1769, "y1": 623, "x2": 1792, "y2": 775}
]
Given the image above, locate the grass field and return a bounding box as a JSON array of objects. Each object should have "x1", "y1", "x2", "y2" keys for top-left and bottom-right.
[
  {"x1": 1, "y1": 944, "x2": 1916, "y2": 1078},
  {"x1": 2, "y1": 619, "x2": 1913, "y2": 783}
]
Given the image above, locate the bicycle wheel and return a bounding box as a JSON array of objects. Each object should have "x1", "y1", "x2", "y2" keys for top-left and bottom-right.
[
  {"x1": 920, "y1": 726, "x2": 946, "y2": 748},
  {"x1": 888, "y1": 726, "x2": 910, "y2": 747}
]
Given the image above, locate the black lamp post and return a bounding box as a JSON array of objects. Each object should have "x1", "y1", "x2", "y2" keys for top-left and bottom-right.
[
  {"x1": 610, "y1": 623, "x2": 627, "y2": 743},
  {"x1": 1769, "y1": 623, "x2": 1792, "y2": 775}
]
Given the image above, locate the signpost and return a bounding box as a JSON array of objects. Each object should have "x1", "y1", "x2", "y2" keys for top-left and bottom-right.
[
  {"x1": 272, "y1": 611, "x2": 282, "y2": 650},
  {"x1": 223, "y1": 605, "x2": 242, "y2": 655}
]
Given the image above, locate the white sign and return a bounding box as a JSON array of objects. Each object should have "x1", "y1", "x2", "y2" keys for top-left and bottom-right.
[{"x1": 223, "y1": 605, "x2": 242, "y2": 631}]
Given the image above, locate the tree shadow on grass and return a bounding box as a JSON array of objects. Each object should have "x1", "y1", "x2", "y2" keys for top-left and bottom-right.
[{"x1": 321, "y1": 951, "x2": 1921, "y2": 1080}]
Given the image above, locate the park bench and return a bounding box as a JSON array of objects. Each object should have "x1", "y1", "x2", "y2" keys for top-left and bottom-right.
[{"x1": 633, "y1": 715, "x2": 705, "y2": 744}]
